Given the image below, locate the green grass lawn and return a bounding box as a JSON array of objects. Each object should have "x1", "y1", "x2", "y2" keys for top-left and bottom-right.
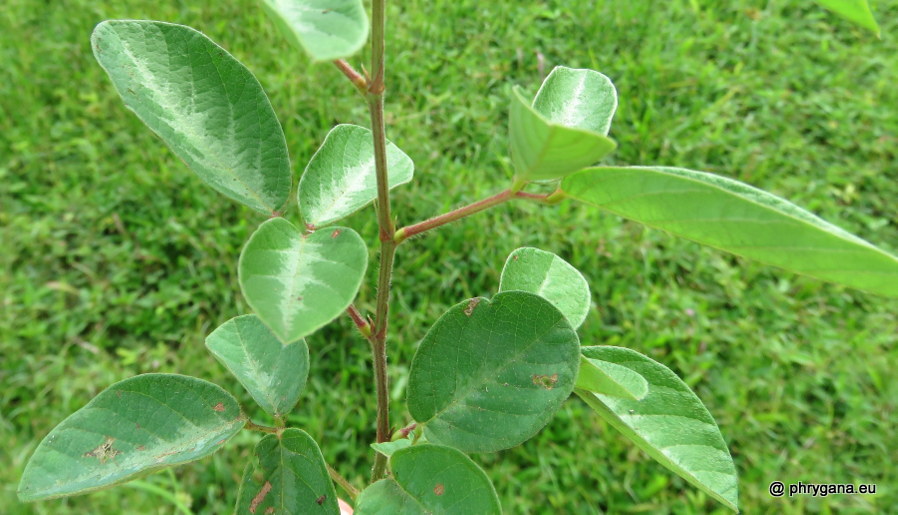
[{"x1": 3, "y1": 0, "x2": 898, "y2": 513}]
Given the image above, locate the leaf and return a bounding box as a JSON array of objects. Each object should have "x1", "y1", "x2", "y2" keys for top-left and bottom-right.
[
  {"x1": 18, "y1": 374, "x2": 244, "y2": 502},
  {"x1": 239, "y1": 218, "x2": 368, "y2": 343},
  {"x1": 407, "y1": 291, "x2": 580, "y2": 453},
  {"x1": 562, "y1": 166, "x2": 898, "y2": 297},
  {"x1": 92, "y1": 21, "x2": 291, "y2": 214},
  {"x1": 576, "y1": 346, "x2": 738, "y2": 512},
  {"x1": 370, "y1": 438, "x2": 412, "y2": 458},
  {"x1": 576, "y1": 355, "x2": 649, "y2": 400},
  {"x1": 814, "y1": 0, "x2": 880, "y2": 35},
  {"x1": 236, "y1": 429, "x2": 339, "y2": 514},
  {"x1": 299, "y1": 124, "x2": 414, "y2": 227},
  {"x1": 499, "y1": 246, "x2": 591, "y2": 329},
  {"x1": 355, "y1": 445, "x2": 501, "y2": 515},
  {"x1": 205, "y1": 314, "x2": 309, "y2": 418},
  {"x1": 261, "y1": 0, "x2": 369, "y2": 61},
  {"x1": 509, "y1": 68, "x2": 617, "y2": 182}
]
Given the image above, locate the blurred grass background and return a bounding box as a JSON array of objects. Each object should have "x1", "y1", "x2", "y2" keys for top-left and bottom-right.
[{"x1": 2, "y1": 0, "x2": 897, "y2": 513}]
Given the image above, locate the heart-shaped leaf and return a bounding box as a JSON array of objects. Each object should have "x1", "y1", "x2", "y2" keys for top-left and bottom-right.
[
  {"x1": 814, "y1": 0, "x2": 880, "y2": 35},
  {"x1": 205, "y1": 314, "x2": 310, "y2": 418},
  {"x1": 576, "y1": 346, "x2": 739, "y2": 512},
  {"x1": 407, "y1": 291, "x2": 580, "y2": 453},
  {"x1": 562, "y1": 166, "x2": 898, "y2": 297},
  {"x1": 576, "y1": 355, "x2": 648, "y2": 400},
  {"x1": 509, "y1": 67, "x2": 617, "y2": 182},
  {"x1": 355, "y1": 445, "x2": 501, "y2": 515},
  {"x1": 499, "y1": 246, "x2": 591, "y2": 329},
  {"x1": 92, "y1": 21, "x2": 291, "y2": 214},
  {"x1": 239, "y1": 218, "x2": 367, "y2": 343},
  {"x1": 299, "y1": 124, "x2": 414, "y2": 227},
  {"x1": 18, "y1": 374, "x2": 244, "y2": 502},
  {"x1": 261, "y1": 0, "x2": 369, "y2": 61},
  {"x1": 236, "y1": 429, "x2": 339, "y2": 514}
]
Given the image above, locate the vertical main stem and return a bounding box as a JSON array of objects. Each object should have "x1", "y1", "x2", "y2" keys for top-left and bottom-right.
[{"x1": 368, "y1": 0, "x2": 392, "y2": 482}]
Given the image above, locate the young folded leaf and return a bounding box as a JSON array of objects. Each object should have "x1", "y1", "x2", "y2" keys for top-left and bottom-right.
[
  {"x1": 205, "y1": 314, "x2": 310, "y2": 418},
  {"x1": 261, "y1": 0, "x2": 369, "y2": 61},
  {"x1": 499, "y1": 246, "x2": 591, "y2": 329},
  {"x1": 299, "y1": 124, "x2": 414, "y2": 227},
  {"x1": 239, "y1": 218, "x2": 368, "y2": 343},
  {"x1": 814, "y1": 0, "x2": 880, "y2": 35},
  {"x1": 236, "y1": 429, "x2": 339, "y2": 514},
  {"x1": 576, "y1": 346, "x2": 738, "y2": 512},
  {"x1": 576, "y1": 355, "x2": 649, "y2": 400},
  {"x1": 92, "y1": 21, "x2": 291, "y2": 214},
  {"x1": 18, "y1": 374, "x2": 244, "y2": 502},
  {"x1": 355, "y1": 445, "x2": 501, "y2": 515},
  {"x1": 407, "y1": 291, "x2": 580, "y2": 453},
  {"x1": 562, "y1": 166, "x2": 898, "y2": 297}
]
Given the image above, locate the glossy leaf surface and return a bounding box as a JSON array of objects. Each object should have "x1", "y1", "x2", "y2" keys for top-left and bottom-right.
[
  {"x1": 408, "y1": 291, "x2": 580, "y2": 452},
  {"x1": 563, "y1": 166, "x2": 898, "y2": 297},
  {"x1": 499, "y1": 246, "x2": 591, "y2": 329},
  {"x1": 577, "y1": 346, "x2": 738, "y2": 511},
  {"x1": 236, "y1": 429, "x2": 338, "y2": 514},
  {"x1": 299, "y1": 124, "x2": 414, "y2": 227},
  {"x1": 239, "y1": 218, "x2": 367, "y2": 342},
  {"x1": 92, "y1": 21, "x2": 291, "y2": 214},
  {"x1": 205, "y1": 315, "x2": 309, "y2": 418},
  {"x1": 261, "y1": 0, "x2": 369, "y2": 61},
  {"x1": 576, "y1": 355, "x2": 648, "y2": 400},
  {"x1": 815, "y1": 0, "x2": 880, "y2": 35},
  {"x1": 18, "y1": 374, "x2": 243, "y2": 501}
]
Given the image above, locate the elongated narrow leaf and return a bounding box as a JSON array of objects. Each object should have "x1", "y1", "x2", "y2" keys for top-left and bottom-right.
[
  {"x1": 236, "y1": 429, "x2": 338, "y2": 514},
  {"x1": 299, "y1": 124, "x2": 414, "y2": 227},
  {"x1": 576, "y1": 346, "x2": 738, "y2": 511},
  {"x1": 815, "y1": 0, "x2": 880, "y2": 35},
  {"x1": 499, "y1": 246, "x2": 591, "y2": 329},
  {"x1": 206, "y1": 315, "x2": 309, "y2": 418},
  {"x1": 408, "y1": 291, "x2": 580, "y2": 452},
  {"x1": 576, "y1": 355, "x2": 648, "y2": 400},
  {"x1": 563, "y1": 166, "x2": 898, "y2": 297},
  {"x1": 239, "y1": 218, "x2": 367, "y2": 342},
  {"x1": 509, "y1": 68, "x2": 617, "y2": 182},
  {"x1": 92, "y1": 21, "x2": 291, "y2": 214},
  {"x1": 261, "y1": 0, "x2": 369, "y2": 61},
  {"x1": 356, "y1": 445, "x2": 500, "y2": 515},
  {"x1": 18, "y1": 374, "x2": 244, "y2": 502}
]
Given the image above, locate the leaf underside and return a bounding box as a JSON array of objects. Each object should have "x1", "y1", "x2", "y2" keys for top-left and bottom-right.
[
  {"x1": 576, "y1": 355, "x2": 649, "y2": 400},
  {"x1": 261, "y1": 0, "x2": 369, "y2": 61}
]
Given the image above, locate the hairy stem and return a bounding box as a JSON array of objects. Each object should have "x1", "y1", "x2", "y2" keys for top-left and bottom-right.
[
  {"x1": 346, "y1": 304, "x2": 373, "y2": 339},
  {"x1": 243, "y1": 420, "x2": 279, "y2": 435},
  {"x1": 333, "y1": 59, "x2": 368, "y2": 95},
  {"x1": 326, "y1": 464, "x2": 360, "y2": 501}
]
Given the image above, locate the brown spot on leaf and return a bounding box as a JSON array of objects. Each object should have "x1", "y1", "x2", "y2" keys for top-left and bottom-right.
[
  {"x1": 265, "y1": 508, "x2": 275, "y2": 515},
  {"x1": 513, "y1": 254, "x2": 519, "y2": 261},
  {"x1": 316, "y1": 494, "x2": 327, "y2": 505},
  {"x1": 136, "y1": 445, "x2": 146, "y2": 451},
  {"x1": 464, "y1": 298, "x2": 481, "y2": 316},
  {"x1": 216, "y1": 439, "x2": 228, "y2": 445},
  {"x1": 532, "y1": 373, "x2": 559, "y2": 390},
  {"x1": 115, "y1": 390, "x2": 122, "y2": 398},
  {"x1": 331, "y1": 229, "x2": 342, "y2": 239},
  {"x1": 434, "y1": 484, "x2": 445, "y2": 496},
  {"x1": 135, "y1": 423, "x2": 141, "y2": 429},
  {"x1": 212, "y1": 402, "x2": 225, "y2": 412},
  {"x1": 249, "y1": 481, "x2": 272, "y2": 514},
  {"x1": 84, "y1": 437, "x2": 121, "y2": 464}
]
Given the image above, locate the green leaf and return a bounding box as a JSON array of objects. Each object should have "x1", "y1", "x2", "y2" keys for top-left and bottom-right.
[
  {"x1": 205, "y1": 314, "x2": 309, "y2": 418},
  {"x1": 92, "y1": 21, "x2": 291, "y2": 214},
  {"x1": 236, "y1": 429, "x2": 339, "y2": 514},
  {"x1": 239, "y1": 218, "x2": 367, "y2": 343},
  {"x1": 509, "y1": 68, "x2": 617, "y2": 182},
  {"x1": 576, "y1": 346, "x2": 738, "y2": 512},
  {"x1": 499, "y1": 246, "x2": 591, "y2": 329},
  {"x1": 355, "y1": 445, "x2": 501, "y2": 515},
  {"x1": 18, "y1": 374, "x2": 244, "y2": 502},
  {"x1": 370, "y1": 438, "x2": 412, "y2": 458},
  {"x1": 815, "y1": 0, "x2": 880, "y2": 35},
  {"x1": 261, "y1": 0, "x2": 369, "y2": 61},
  {"x1": 576, "y1": 355, "x2": 648, "y2": 400},
  {"x1": 407, "y1": 291, "x2": 580, "y2": 453},
  {"x1": 299, "y1": 124, "x2": 414, "y2": 227},
  {"x1": 562, "y1": 166, "x2": 898, "y2": 297}
]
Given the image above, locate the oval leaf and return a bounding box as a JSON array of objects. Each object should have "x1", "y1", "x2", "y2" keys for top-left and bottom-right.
[
  {"x1": 261, "y1": 0, "x2": 369, "y2": 61},
  {"x1": 205, "y1": 314, "x2": 310, "y2": 418},
  {"x1": 576, "y1": 355, "x2": 649, "y2": 400},
  {"x1": 236, "y1": 429, "x2": 339, "y2": 514},
  {"x1": 370, "y1": 438, "x2": 412, "y2": 458},
  {"x1": 356, "y1": 445, "x2": 500, "y2": 515},
  {"x1": 533, "y1": 66, "x2": 618, "y2": 136},
  {"x1": 18, "y1": 374, "x2": 244, "y2": 502},
  {"x1": 92, "y1": 21, "x2": 291, "y2": 214},
  {"x1": 815, "y1": 0, "x2": 880, "y2": 35},
  {"x1": 576, "y1": 346, "x2": 738, "y2": 512},
  {"x1": 499, "y1": 246, "x2": 591, "y2": 329},
  {"x1": 239, "y1": 218, "x2": 368, "y2": 343},
  {"x1": 407, "y1": 291, "x2": 580, "y2": 453},
  {"x1": 299, "y1": 124, "x2": 414, "y2": 227},
  {"x1": 562, "y1": 166, "x2": 898, "y2": 297}
]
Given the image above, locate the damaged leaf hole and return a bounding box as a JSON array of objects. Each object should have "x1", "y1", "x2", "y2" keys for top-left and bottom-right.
[
  {"x1": 84, "y1": 437, "x2": 122, "y2": 464},
  {"x1": 464, "y1": 298, "x2": 481, "y2": 316},
  {"x1": 532, "y1": 373, "x2": 559, "y2": 390},
  {"x1": 249, "y1": 480, "x2": 272, "y2": 514}
]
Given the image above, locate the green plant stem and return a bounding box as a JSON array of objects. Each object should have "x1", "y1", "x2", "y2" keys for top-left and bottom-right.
[
  {"x1": 394, "y1": 189, "x2": 555, "y2": 244},
  {"x1": 244, "y1": 420, "x2": 279, "y2": 434},
  {"x1": 326, "y1": 464, "x2": 360, "y2": 501}
]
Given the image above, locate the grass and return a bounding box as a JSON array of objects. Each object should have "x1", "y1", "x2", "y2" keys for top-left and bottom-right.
[{"x1": 2, "y1": 0, "x2": 898, "y2": 512}]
